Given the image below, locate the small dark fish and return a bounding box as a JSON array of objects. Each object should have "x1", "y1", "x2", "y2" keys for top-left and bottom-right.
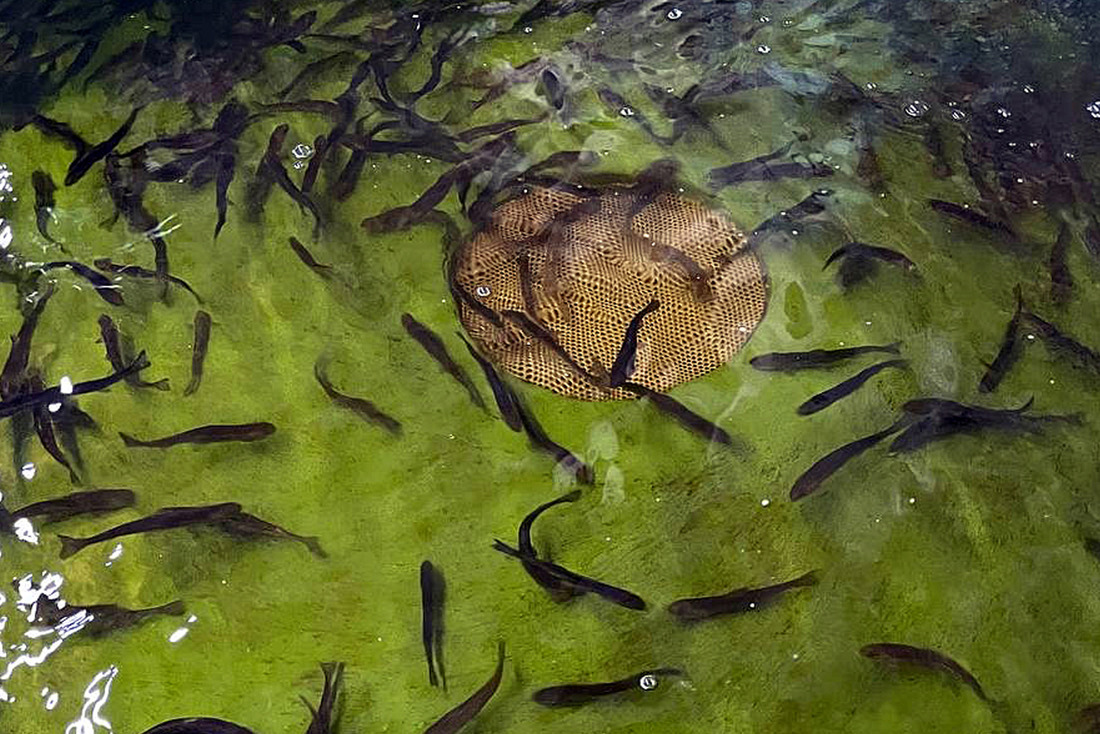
[
  {"x1": 750, "y1": 343, "x2": 901, "y2": 372},
  {"x1": 928, "y1": 199, "x2": 1015, "y2": 237},
  {"x1": 93, "y1": 259, "x2": 201, "y2": 302},
  {"x1": 1050, "y1": 222, "x2": 1072, "y2": 306},
  {"x1": 301, "y1": 662, "x2": 344, "y2": 734},
  {"x1": 510, "y1": 392, "x2": 594, "y2": 484},
  {"x1": 217, "y1": 510, "x2": 326, "y2": 558},
  {"x1": 57, "y1": 502, "x2": 243, "y2": 559},
  {"x1": 262, "y1": 130, "x2": 322, "y2": 234},
  {"x1": 748, "y1": 189, "x2": 832, "y2": 246},
  {"x1": 245, "y1": 124, "x2": 285, "y2": 220},
  {"x1": 890, "y1": 397, "x2": 1078, "y2": 453},
  {"x1": 669, "y1": 571, "x2": 817, "y2": 621},
  {"x1": 41, "y1": 261, "x2": 123, "y2": 305},
  {"x1": 500, "y1": 310, "x2": 599, "y2": 387},
  {"x1": 423, "y1": 641, "x2": 505, "y2": 734},
  {"x1": 457, "y1": 334, "x2": 521, "y2": 432},
  {"x1": 183, "y1": 310, "x2": 212, "y2": 397},
  {"x1": 924, "y1": 123, "x2": 952, "y2": 178},
  {"x1": 0, "y1": 286, "x2": 53, "y2": 400},
  {"x1": 289, "y1": 237, "x2": 333, "y2": 277},
  {"x1": 709, "y1": 144, "x2": 833, "y2": 190},
  {"x1": 1023, "y1": 309, "x2": 1100, "y2": 374},
  {"x1": 65, "y1": 106, "x2": 142, "y2": 186},
  {"x1": 860, "y1": 643, "x2": 988, "y2": 702},
  {"x1": 38, "y1": 599, "x2": 184, "y2": 637},
  {"x1": 823, "y1": 242, "x2": 916, "y2": 288},
  {"x1": 455, "y1": 115, "x2": 546, "y2": 144},
  {"x1": 790, "y1": 418, "x2": 909, "y2": 501},
  {"x1": 1086, "y1": 217, "x2": 1100, "y2": 262},
  {"x1": 6, "y1": 489, "x2": 135, "y2": 526},
  {"x1": 797, "y1": 359, "x2": 908, "y2": 416},
  {"x1": 119, "y1": 422, "x2": 275, "y2": 449},
  {"x1": 32, "y1": 398, "x2": 80, "y2": 484},
  {"x1": 213, "y1": 149, "x2": 236, "y2": 239},
  {"x1": 314, "y1": 360, "x2": 401, "y2": 435},
  {"x1": 97, "y1": 315, "x2": 170, "y2": 391},
  {"x1": 978, "y1": 287, "x2": 1024, "y2": 393},
  {"x1": 515, "y1": 490, "x2": 582, "y2": 602},
  {"x1": 140, "y1": 718, "x2": 256, "y2": 734},
  {"x1": 609, "y1": 300, "x2": 660, "y2": 388},
  {"x1": 623, "y1": 383, "x2": 733, "y2": 446},
  {"x1": 1085, "y1": 537, "x2": 1100, "y2": 563},
  {"x1": 401, "y1": 314, "x2": 485, "y2": 411},
  {"x1": 31, "y1": 115, "x2": 88, "y2": 156},
  {"x1": 493, "y1": 539, "x2": 645, "y2": 610},
  {"x1": 420, "y1": 561, "x2": 446, "y2": 688},
  {"x1": 0, "y1": 352, "x2": 149, "y2": 420},
  {"x1": 31, "y1": 170, "x2": 62, "y2": 247},
  {"x1": 597, "y1": 87, "x2": 673, "y2": 145},
  {"x1": 539, "y1": 68, "x2": 564, "y2": 109},
  {"x1": 533, "y1": 668, "x2": 682, "y2": 707}
]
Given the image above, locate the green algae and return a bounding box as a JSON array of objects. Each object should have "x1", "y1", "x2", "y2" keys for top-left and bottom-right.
[{"x1": 0, "y1": 2, "x2": 1097, "y2": 734}]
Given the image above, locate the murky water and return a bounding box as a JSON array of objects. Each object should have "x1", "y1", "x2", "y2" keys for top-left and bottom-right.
[{"x1": 0, "y1": 1, "x2": 1099, "y2": 732}]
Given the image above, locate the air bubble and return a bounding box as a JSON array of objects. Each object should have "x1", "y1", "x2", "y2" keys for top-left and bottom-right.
[
  {"x1": 523, "y1": 26, "x2": 533, "y2": 33},
  {"x1": 291, "y1": 143, "x2": 313, "y2": 159},
  {"x1": 756, "y1": 44, "x2": 771, "y2": 54},
  {"x1": 865, "y1": 82, "x2": 878, "y2": 91},
  {"x1": 759, "y1": 15, "x2": 770, "y2": 22},
  {"x1": 903, "y1": 100, "x2": 929, "y2": 118},
  {"x1": 1023, "y1": 84, "x2": 1035, "y2": 93},
  {"x1": 666, "y1": 8, "x2": 682, "y2": 19},
  {"x1": 996, "y1": 106, "x2": 1012, "y2": 118},
  {"x1": 950, "y1": 109, "x2": 966, "y2": 121},
  {"x1": 1087, "y1": 100, "x2": 1100, "y2": 119},
  {"x1": 619, "y1": 106, "x2": 635, "y2": 117},
  {"x1": 639, "y1": 674, "x2": 659, "y2": 691},
  {"x1": 475, "y1": 285, "x2": 491, "y2": 297}
]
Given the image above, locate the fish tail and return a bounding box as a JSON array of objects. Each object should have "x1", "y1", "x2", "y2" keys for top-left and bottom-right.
[
  {"x1": 790, "y1": 570, "x2": 819, "y2": 588},
  {"x1": 303, "y1": 536, "x2": 328, "y2": 559},
  {"x1": 884, "y1": 341, "x2": 902, "y2": 354},
  {"x1": 117, "y1": 432, "x2": 145, "y2": 448},
  {"x1": 57, "y1": 534, "x2": 86, "y2": 559},
  {"x1": 146, "y1": 378, "x2": 171, "y2": 391},
  {"x1": 156, "y1": 600, "x2": 187, "y2": 616},
  {"x1": 127, "y1": 350, "x2": 150, "y2": 372}
]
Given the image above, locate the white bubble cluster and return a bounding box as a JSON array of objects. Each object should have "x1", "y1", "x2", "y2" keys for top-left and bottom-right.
[
  {"x1": 666, "y1": 8, "x2": 682, "y2": 19},
  {"x1": 1087, "y1": 100, "x2": 1100, "y2": 119},
  {"x1": 903, "y1": 100, "x2": 930, "y2": 118},
  {"x1": 756, "y1": 44, "x2": 771, "y2": 54},
  {"x1": 619, "y1": 106, "x2": 635, "y2": 117}
]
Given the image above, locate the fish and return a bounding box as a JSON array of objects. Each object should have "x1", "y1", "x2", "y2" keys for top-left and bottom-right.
[
  {"x1": 539, "y1": 68, "x2": 564, "y2": 109},
  {"x1": 797, "y1": 359, "x2": 908, "y2": 416},
  {"x1": 32, "y1": 396, "x2": 80, "y2": 484},
  {"x1": 709, "y1": 144, "x2": 834, "y2": 190},
  {"x1": 1049, "y1": 222, "x2": 1072, "y2": 306},
  {"x1": 420, "y1": 561, "x2": 446, "y2": 688},
  {"x1": 1022, "y1": 309, "x2": 1100, "y2": 374},
  {"x1": 260, "y1": 126, "x2": 322, "y2": 234},
  {"x1": 423, "y1": 641, "x2": 505, "y2": 734},
  {"x1": 38, "y1": 599, "x2": 184, "y2": 637},
  {"x1": 1086, "y1": 217, "x2": 1100, "y2": 262},
  {"x1": 790, "y1": 418, "x2": 910, "y2": 501},
  {"x1": 750, "y1": 343, "x2": 901, "y2": 371},
  {"x1": 978, "y1": 287, "x2": 1024, "y2": 393},
  {"x1": 400, "y1": 314, "x2": 486, "y2": 410},
  {"x1": 92, "y1": 259, "x2": 202, "y2": 302},
  {"x1": 289, "y1": 237, "x2": 333, "y2": 277},
  {"x1": 622, "y1": 383, "x2": 733, "y2": 446},
  {"x1": 455, "y1": 115, "x2": 547, "y2": 144},
  {"x1": 213, "y1": 149, "x2": 236, "y2": 239},
  {"x1": 500, "y1": 310, "x2": 599, "y2": 387},
  {"x1": 609, "y1": 300, "x2": 660, "y2": 388},
  {"x1": 457, "y1": 334, "x2": 521, "y2": 432},
  {"x1": 31, "y1": 170, "x2": 62, "y2": 247},
  {"x1": 533, "y1": 668, "x2": 683, "y2": 706},
  {"x1": 928, "y1": 199, "x2": 1015, "y2": 237},
  {"x1": 3, "y1": 489, "x2": 135, "y2": 527},
  {"x1": 668, "y1": 571, "x2": 817, "y2": 621},
  {"x1": 140, "y1": 718, "x2": 256, "y2": 734},
  {"x1": 301, "y1": 662, "x2": 344, "y2": 734},
  {"x1": 924, "y1": 122, "x2": 952, "y2": 178},
  {"x1": 747, "y1": 189, "x2": 832, "y2": 246},
  {"x1": 823, "y1": 242, "x2": 917, "y2": 288},
  {"x1": 119, "y1": 422, "x2": 275, "y2": 449},
  {"x1": 597, "y1": 87, "x2": 674, "y2": 145},
  {"x1": 97, "y1": 315, "x2": 170, "y2": 391},
  {"x1": 217, "y1": 510, "x2": 326, "y2": 558},
  {"x1": 0, "y1": 352, "x2": 149, "y2": 420},
  {"x1": 314, "y1": 360, "x2": 401, "y2": 435},
  {"x1": 514, "y1": 490, "x2": 583, "y2": 602},
  {"x1": 509, "y1": 392, "x2": 594, "y2": 484},
  {"x1": 183, "y1": 310, "x2": 212, "y2": 397},
  {"x1": 0, "y1": 286, "x2": 53, "y2": 400},
  {"x1": 245, "y1": 123, "x2": 286, "y2": 220},
  {"x1": 40, "y1": 261, "x2": 123, "y2": 305},
  {"x1": 860, "y1": 643, "x2": 988, "y2": 702},
  {"x1": 889, "y1": 397, "x2": 1079, "y2": 453},
  {"x1": 410, "y1": 31, "x2": 463, "y2": 101},
  {"x1": 493, "y1": 539, "x2": 646, "y2": 610},
  {"x1": 64, "y1": 106, "x2": 142, "y2": 186},
  {"x1": 57, "y1": 502, "x2": 243, "y2": 559}
]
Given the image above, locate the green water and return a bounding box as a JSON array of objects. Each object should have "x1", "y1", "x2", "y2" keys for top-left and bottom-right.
[{"x1": 1, "y1": 1, "x2": 1099, "y2": 732}]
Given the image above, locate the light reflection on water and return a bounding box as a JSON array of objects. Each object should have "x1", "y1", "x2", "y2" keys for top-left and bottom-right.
[{"x1": 64, "y1": 666, "x2": 117, "y2": 734}]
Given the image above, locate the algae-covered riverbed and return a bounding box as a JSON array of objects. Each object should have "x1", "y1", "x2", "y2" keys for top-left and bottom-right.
[{"x1": 0, "y1": 1, "x2": 1099, "y2": 732}]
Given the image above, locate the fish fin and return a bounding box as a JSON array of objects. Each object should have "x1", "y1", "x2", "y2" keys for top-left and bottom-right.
[
  {"x1": 303, "y1": 536, "x2": 328, "y2": 559},
  {"x1": 792, "y1": 570, "x2": 819, "y2": 587},
  {"x1": 822, "y1": 244, "x2": 851, "y2": 270},
  {"x1": 117, "y1": 432, "x2": 142, "y2": 448},
  {"x1": 127, "y1": 350, "x2": 150, "y2": 372},
  {"x1": 156, "y1": 600, "x2": 186, "y2": 616},
  {"x1": 57, "y1": 534, "x2": 85, "y2": 559},
  {"x1": 884, "y1": 341, "x2": 902, "y2": 355},
  {"x1": 148, "y1": 378, "x2": 171, "y2": 391},
  {"x1": 1016, "y1": 396, "x2": 1035, "y2": 413}
]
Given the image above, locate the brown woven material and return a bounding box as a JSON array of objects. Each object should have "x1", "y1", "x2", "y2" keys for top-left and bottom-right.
[{"x1": 451, "y1": 184, "x2": 767, "y2": 400}]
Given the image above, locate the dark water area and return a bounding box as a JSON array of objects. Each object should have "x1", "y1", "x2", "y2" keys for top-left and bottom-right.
[{"x1": 0, "y1": 1, "x2": 1099, "y2": 732}]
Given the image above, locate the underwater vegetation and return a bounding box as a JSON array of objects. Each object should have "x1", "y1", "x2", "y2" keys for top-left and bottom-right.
[{"x1": 0, "y1": 0, "x2": 1098, "y2": 733}]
